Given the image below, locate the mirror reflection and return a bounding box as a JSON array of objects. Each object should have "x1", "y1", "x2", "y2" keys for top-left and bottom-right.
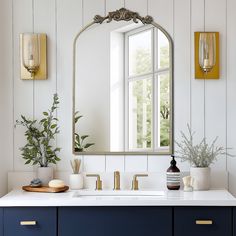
[{"x1": 74, "y1": 15, "x2": 172, "y2": 154}]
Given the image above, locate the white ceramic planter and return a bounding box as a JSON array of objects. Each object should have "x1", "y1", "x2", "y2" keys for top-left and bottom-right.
[
  {"x1": 37, "y1": 167, "x2": 54, "y2": 186},
  {"x1": 190, "y1": 167, "x2": 210, "y2": 191},
  {"x1": 69, "y1": 174, "x2": 84, "y2": 190}
]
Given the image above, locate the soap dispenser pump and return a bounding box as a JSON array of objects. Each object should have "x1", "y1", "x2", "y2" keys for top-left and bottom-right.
[{"x1": 166, "y1": 155, "x2": 180, "y2": 190}]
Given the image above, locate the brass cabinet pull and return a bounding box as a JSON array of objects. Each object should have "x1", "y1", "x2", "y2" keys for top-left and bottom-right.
[
  {"x1": 196, "y1": 220, "x2": 213, "y2": 225},
  {"x1": 20, "y1": 221, "x2": 37, "y2": 226}
]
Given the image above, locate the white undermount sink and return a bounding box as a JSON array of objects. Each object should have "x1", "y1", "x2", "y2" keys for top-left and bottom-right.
[{"x1": 73, "y1": 190, "x2": 165, "y2": 197}]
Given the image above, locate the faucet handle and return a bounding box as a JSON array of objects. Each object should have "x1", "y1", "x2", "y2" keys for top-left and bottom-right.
[
  {"x1": 132, "y1": 174, "x2": 148, "y2": 190},
  {"x1": 114, "y1": 171, "x2": 121, "y2": 190},
  {"x1": 86, "y1": 174, "x2": 102, "y2": 190}
]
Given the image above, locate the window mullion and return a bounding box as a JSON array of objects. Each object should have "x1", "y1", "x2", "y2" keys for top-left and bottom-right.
[
  {"x1": 124, "y1": 30, "x2": 129, "y2": 151},
  {"x1": 155, "y1": 28, "x2": 159, "y2": 151},
  {"x1": 151, "y1": 27, "x2": 155, "y2": 151}
]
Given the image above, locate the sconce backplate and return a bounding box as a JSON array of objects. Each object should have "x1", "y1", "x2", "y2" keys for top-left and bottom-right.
[
  {"x1": 20, "y1": 33, "x2": 47, "y2": 80},
  {"x1": 194, "y1": 32, "x2": 219, "y2": 79}
]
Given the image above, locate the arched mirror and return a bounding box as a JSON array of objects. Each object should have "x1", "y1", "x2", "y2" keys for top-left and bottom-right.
[{"x1": 73, "y1": 8, "x2": 173, "y2": 155}]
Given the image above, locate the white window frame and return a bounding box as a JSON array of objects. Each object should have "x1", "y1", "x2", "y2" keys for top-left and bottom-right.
[{"x1": 124, "y1": 25, "x2": 170, "y2": 152}]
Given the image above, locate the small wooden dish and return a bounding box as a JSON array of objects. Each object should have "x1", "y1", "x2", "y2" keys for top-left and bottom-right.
[{"x1": 22, "y1": 185, "x2": 69, "y2": 193}]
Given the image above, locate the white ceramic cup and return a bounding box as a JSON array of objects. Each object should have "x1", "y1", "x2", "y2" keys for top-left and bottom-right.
[{"x1": 69, "y1": 174, "x2": 84, "y2": 190}]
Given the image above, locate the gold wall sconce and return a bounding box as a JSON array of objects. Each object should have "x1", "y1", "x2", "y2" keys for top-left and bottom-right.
[
  {"x1": 20, "y1": 33, "x2": 47, "y2": 80},
  {"x1": 195, "y1": 32, "x2": 219, "y2": 79}
]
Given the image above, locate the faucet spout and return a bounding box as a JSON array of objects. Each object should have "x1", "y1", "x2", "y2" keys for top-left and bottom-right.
[{"x1": 114, "y1": 171, "x2": 120, "y2": 190}]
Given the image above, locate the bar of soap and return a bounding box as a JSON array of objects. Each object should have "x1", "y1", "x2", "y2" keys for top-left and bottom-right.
[{"x1": 49, "y1": 179, "x2": 65, "y2": 188}]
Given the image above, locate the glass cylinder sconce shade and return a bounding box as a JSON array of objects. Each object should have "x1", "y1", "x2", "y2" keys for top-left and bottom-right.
[
  {"x1": 195, "y1": 32, "x2": 219, "y2": 79},
  {"x1": 22, "y1": 33, "x2": 40, "y2": 77},
  {"x1": 198, "y1": 32, "x2": 216, "y2": 73},
  {"x1": 20, "y1": 33, "x2": 47, "y2": 80}
]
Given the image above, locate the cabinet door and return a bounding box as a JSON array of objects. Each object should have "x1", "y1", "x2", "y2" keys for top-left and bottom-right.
[
  {"x1": 229, "y1": 208, "x2": 236, "y2": 236},
  {"x1": 174, "y1": 207, "x2": 232, "y2": 236},
  {"x1": 0, "y1": 208, "x2": 3, "y2": 236},
  {"x1": 59, "y1": 207, "x2": 172, "y2": 236},
  {"x1": 4, "y1": 207, "x2": 57, "y2": 236}
]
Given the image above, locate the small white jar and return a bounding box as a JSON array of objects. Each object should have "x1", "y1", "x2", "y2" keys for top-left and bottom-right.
[{"x1": 69, "y1": 174, "x2": 84, "y2": 190}]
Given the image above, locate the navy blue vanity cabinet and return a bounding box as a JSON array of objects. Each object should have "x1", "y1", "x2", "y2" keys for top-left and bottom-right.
[
  {"x1": 0, "y1": 208, "x2": 3, "y2": 236},
  {"x1": 174, "y1": 207, "x2": 232, "y2": 236},
  {"x1": 231, "y1": 207, "x2": 236, "y2": 236},
  {"x1": 58, "y1": 207, "x2": 172, "y2": 236},
  {"x1": 3, "y1": 207, "x2": 57, "y2": 236}
]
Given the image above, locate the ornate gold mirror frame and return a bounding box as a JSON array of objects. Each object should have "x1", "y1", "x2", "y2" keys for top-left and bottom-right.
[{"x1": 72, "y1": 8, "x2": 174, "y2": 155}]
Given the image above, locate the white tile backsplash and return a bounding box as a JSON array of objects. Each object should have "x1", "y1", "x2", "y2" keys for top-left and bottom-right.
[
  {"x1": 139, "y1": 172, "x2": 166, "y2": 189},
  {"x1": 175, "y1": 158, "x2": 191, "y2": 172},
  {"x1": 148, "y1": 155, "x2": 170, "y2": 172},
  {"x1": 106, "y1": 155, "x2": 125, "y2": 172},
  {"x1": 83, "y1": 155, "x2": 106, "y2": 172},
  {"x1": 8, "y1": 172, "x2": 36, "y2": 192},
  {"x1": 6, "y1": 151, "x2": 230, "y2": 192},
  {"x1": 125, "y1": 155, "x2": 148, "y2": 172},
  {"x1": 8, "y1": 170, "x2": 229, "y2": 191}
]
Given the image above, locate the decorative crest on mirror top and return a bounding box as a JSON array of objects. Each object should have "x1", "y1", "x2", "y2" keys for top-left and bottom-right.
[{"x1": 94, "y1": 8, "x2": 153, "y2": 24}]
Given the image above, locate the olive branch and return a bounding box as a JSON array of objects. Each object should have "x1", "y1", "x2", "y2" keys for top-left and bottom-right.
[{"x1": 16, "y1": 94, "x2": 61, "y2": 167}]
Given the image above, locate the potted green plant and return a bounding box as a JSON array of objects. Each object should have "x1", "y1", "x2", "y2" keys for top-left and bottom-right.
[
  {"x1": 74, "y1": 111, "x2": 95, "y2": 152},
  {"x1": 16, "y1": 94, "x2": 61, "y2": 186},
  {"x1": 175, "y1": 124, "x2": 231, "y2": 190}
]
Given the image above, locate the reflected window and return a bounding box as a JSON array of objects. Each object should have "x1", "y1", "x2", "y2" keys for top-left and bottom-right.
[{"x1": 125, "y1": 26, "x2": 170, "y2": 151}]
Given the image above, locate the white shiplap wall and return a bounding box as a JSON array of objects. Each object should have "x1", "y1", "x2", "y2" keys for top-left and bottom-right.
[
  {"x1": 0, "y1": 0, "x2": 14, "y2": 197},
  {"x1": 1, "y1": 0, "x2": 236, "y2": 196}
]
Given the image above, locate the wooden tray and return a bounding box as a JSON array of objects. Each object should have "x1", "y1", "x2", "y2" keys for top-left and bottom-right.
[{"x1": 22, "y1": 185, "x2": 69, "y2": 193}]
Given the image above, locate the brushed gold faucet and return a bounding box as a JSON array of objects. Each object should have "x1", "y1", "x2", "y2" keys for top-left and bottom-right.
[
  {"x1": 86, "y1": 174, "x2": 103, "y2": 190},
  {"x1": 114, "y1": 171, "x2": 120, "y2": 190},
  {"x1": 131, "y1": 174, "x2": 148, "y2": 190}
]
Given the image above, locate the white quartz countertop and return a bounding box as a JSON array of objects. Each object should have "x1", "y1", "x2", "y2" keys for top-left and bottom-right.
[{"x1": 0, "y1": 189, "x2": 236, "y2": 207}]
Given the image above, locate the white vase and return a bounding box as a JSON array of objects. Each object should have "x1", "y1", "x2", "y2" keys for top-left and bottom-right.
[
  {"x1": 37, "y1": 167, "x2": 54, "y2": 186},
  {"x1": 190, "y1": 167, "x2": 210, "y2": 191},
  {"x1": 69, "y1": 174, "x2": 83, "y2": 190}
]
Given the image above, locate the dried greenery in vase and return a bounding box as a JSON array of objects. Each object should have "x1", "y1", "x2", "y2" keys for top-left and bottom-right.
[
  {"x1": 16, "y1": 94, "x2": 61, "y2": 167},
  {"x1": 175, "y1": 124, "x2": 232, "y2": 168}
]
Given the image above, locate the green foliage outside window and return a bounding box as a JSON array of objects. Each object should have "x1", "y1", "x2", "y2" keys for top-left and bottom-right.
[{"x1": 131, "y1": 44, "x2": 170, "y2": 149}]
